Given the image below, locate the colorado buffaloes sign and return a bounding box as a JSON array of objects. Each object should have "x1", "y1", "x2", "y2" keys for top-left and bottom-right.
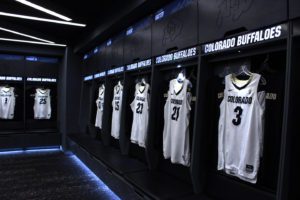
[{"x1": 202, "y1": 24, "x2": 287, "y2": 54}]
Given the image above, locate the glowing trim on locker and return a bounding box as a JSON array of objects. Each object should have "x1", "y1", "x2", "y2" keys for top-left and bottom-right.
[
  {"x1": 155, "y1": 9, "x2": 164, "y2": 21},
  {"x1": 0, "y1": 76, "x2": 23, "y2": 81},
  {"x1": 0, "y1": 27, "x2": 54, "y2": 43},
  {"x1": 94, "y1": 71, "x2": 106, "y2": 79},
  {"x1": 27, "y1": 77, "x2": 57, "y2": 83},
  {"x1": 71, "y1": 155, "x2": 121, "y2": 200},
  {"x1": 0, "y1": 147, "x2": 61, "y2": 155},
  {"x1": 15, "y1": 0, "x2": 72, "y2": 21},
  {"x1": 106, "y1": 39, "x2": 112, "y2": 46},
  {"x1": 155, "y1": 47, "x2": 197, "y2": 64},
  {"x1": 0, "y1": 12, "x2": 86, "y2": 27},
  {"x1": 0, "y1": 38, "x2": 66, "y2": 47},
  {"x1": 84, "y1": 75, "x2": 93, "y2": 81},
  {"x1": 126, "y1": 27, "x2": 133, "y2": 36},
  {"x1": 107, "y1": 66, "x2": 124, "y2": 75}
]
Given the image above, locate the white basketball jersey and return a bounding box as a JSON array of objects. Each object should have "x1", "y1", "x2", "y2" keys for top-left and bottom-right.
[
  {"x1": 111, "y1": 83, "x2": 123, "y2": 139},
  {"x1": 218, "y1": 73, "x2": 265, "y2": 183},
  {"x1": 0, "y1": 86, "x2": 16, "y2": 119},
  {"x1": 95, "y1": 85, "x2": 105, "y2": 129},
  {"x1": 130, "y1": 82, "x2": 150, "y2": 148},
  {"x1": 33, "y1": 88, "x2": 51, "y2": 119},
  {"x1": 163, "y1": 78, "x2": 192, "y2": 166}
]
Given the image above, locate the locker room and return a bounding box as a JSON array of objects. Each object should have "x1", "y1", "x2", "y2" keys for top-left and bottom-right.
[{"x1": 0, "y1": 0, "x2": 298, "y2": 200}]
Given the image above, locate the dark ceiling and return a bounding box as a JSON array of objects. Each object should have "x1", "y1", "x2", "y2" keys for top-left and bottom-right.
[{"x1": 0, "y1": 0, "x2": 171, "y2": 52}]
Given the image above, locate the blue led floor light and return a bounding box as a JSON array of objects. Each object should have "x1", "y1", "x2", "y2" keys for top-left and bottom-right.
[{"x1": 71, "y1": 155, "x2": 121, "y2": 200}]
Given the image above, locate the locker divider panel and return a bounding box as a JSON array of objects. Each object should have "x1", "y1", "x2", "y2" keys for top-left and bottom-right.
[
  {"x1": 289, "y1": 0, "x2": 300, "y2": 19},
  {"x1": 194, "y1": 27, "x2": 288, "y2": 200}
]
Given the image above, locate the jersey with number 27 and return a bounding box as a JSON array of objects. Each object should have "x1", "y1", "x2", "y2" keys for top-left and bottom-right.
[{"x1": 34, "y1": 88, "x2": 51, "y2": 119}]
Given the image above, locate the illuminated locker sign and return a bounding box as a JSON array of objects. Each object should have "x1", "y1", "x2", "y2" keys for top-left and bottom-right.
[
  {"x1": 202, "y1": 24, "x2": 287, "y2": 54},
  {"x1": 84, "y1": 75, "x2": 93, "y2": 81},
  {"x1": 155, "y1": 47, "x2": 198, "y2": 64},
  {"x1": 107, "y1": 66, "x2": 124, "y2": 75},
  {"x1": 0, "y1": 76, "x2": 23, "y2": 81},
  {"x1": 94, "y1": 71, "x2": 106, "y2": 79}
]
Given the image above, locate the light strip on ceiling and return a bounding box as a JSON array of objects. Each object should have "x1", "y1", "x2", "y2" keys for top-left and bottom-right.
[
  {"x1": 0, "y1": 38, "x2": 66, "y2": 47},
  {"x1": 15, "y1": 0, "x2": 72, "y2": 21},
  {"x1": 0, "y1": 11, "x2": 86, "y2": 27},
  {"x1": 0, "y1": 27, "x2": 54, "y2": 43}
]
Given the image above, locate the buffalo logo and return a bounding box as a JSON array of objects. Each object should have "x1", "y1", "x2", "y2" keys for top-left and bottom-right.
[
  {"x1": 216, "y1": 0, "x2": 254, "y2": 27},
  {"x1": 162, "y1": 18, "x2": 183, "y2": 45}
]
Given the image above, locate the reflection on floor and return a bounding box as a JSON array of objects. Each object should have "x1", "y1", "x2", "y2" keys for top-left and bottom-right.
[{"x1": 0, "y1": 148, "x2": 120, "y2": 200}]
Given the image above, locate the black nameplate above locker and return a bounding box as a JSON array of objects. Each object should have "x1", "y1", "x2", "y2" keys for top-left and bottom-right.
[
  {"x1": 84, "y1": 75, "x2": 93, "y2": 82},
  {"x1": 26, "y1": 77, "x2": 57, "y2": 83},
  {"x1": 201, "y1": 23, "x2": 288, "y2": 55},
  {"x1": 155, "y1": 46, "x2": 198, "y2": 65},
  {"x1": 94, "y1": 71, "x2": 106, "y2": 79},
  {"x1": 107, "y1": 66, "x2": 124, "y2": 75},
  {"x1": 126, "y1": 59, "x2": 152, "y2": 71},
  {"x1": 0, "y1": 76, "x2": 23, "y2": 81}
]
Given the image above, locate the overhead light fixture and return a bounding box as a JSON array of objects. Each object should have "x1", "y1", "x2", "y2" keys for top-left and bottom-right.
[
  {"x1": 15, "y1": 0, "x2": 72, "y2": 21},
  {"x1": 0, "y1": 38, "x2": 66, "y2": 47},
  {"x1": 0, "y1": 11, "x2": 86, "y2": 27},
  {"x1": 0, "y1": 27, "x2": 54, "y2": 43}
]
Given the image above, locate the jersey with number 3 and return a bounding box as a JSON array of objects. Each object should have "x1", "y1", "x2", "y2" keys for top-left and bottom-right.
[
  {"x1": 218, "y1": 73, "x2": 265, "y2": 184},
  {"x1": 163, "y1": 78, "x2": 192, "y2": 167},
  {"x1": 0, "y1": 87, "x2": 15, "y2": 119},
  {"x1": 130, "y1": 83, "x2": 150, "y2": 148},
  {"x1": 34, "y1": 88, "x2": 51, "y2": 119},
  {"x1": 111, "y1": 84, "x2": 123, "y2": 139}
]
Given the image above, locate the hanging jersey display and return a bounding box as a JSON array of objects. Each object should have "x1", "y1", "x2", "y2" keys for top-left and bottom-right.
[
  {"x1": 95, "y1": 85, "x2": 105, "y2": 129},
  {"x1": 0, "y1": 86, "x2": 16, "y2": 119},
  {"x1": 33, "y1": 88, "x2": 51, "y2": 119},
  {"x1": 111, "y1": 83, "x2": 123, "y2": 139},
  {"x1": 218, "y1": 73, "x2": 265, "y2": 184},
  {"x1": 130, "y1": 82, "x2": 150, "y2": 148},
  {"x1": 163, "y1": 78, "x2": 192, "y2": 166}
]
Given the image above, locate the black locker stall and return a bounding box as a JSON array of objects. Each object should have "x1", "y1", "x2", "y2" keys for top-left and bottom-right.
[
  {"x1": 0, "y1": 53, "x2": 62, "y2": 149},
  {"x1": 193, "y1": 23, "x2": 290, "y2": 200}
]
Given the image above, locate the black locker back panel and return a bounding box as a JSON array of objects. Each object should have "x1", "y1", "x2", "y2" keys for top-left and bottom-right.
[
  {"x1": 152, "y1": 0, "x2": 198, "y2": 56},
  {"x1": 110, "y1": 36, "x2": 124, "y2": 67},
  {"x1": 0, "y1": 54, "x2": 25, "y2": 76},
  {"x1": 95, "y1": 48, "x2": 106, "y2": 72},
  {"x1": 290, "y1": 0, "x2": 300, "y2": 19},
  {"x1": 123, "y1": 17, "x2": 152, "y2": 64},
  {"x1": 83, "y1": 55, "x2": 98, "y2": 75},
  {"x1": 24, "y1": 57, "x2": 59, "y2": 77},
  {"x1": 198, "y1": 0, "x2": 287, "y2": 43},
  {"x1": 103, "y1": 44, "x2": 112, "y2": 68}
]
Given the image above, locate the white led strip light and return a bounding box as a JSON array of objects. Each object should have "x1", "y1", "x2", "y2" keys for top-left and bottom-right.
[
  {"x1": 0, "y1": 11, "x2": 86, "y2": 27},
  {"x1": 0, "y1": 38, "x2": 66, "y2": 47},
  {"x1": 0, "y1": 27, "x2": 54, "y2": 43},
  {"x1": 15, "y1": 0, "x2": 72, "y2": 21}
]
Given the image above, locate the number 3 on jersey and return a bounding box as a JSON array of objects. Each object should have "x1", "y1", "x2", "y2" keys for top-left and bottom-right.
[
  {"x1": 171, "y1": 106, "x2": 180, "y2": 121},
  {"x1": 232, "y1": 106, "x2": 243, "y2": 126}
]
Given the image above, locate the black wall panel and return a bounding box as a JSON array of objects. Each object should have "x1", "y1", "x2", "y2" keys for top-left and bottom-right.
[
  {"x1": 289, "y1": 0, "x2": 300, "y2": 19},
  {"x1": 110, "y1": 36, "x2": 124, "y2": 67},
  {"x1": 198, "y1": 0, "x2": 287, "y2": 43},
  {"x1": 123, "y1": 17, "x2": 152, "y2": 64},
  {"x1": 24, "y1": 60, "x2": 59, "y2": 77},
  {"x1": 152, "y1": 0, "x2": 198, "y2": 56},
  {"x1": 0, "y1": 55, "x2": 25, "y2": 76},
  {"x1": 103, "y1": 44, "x2": 112, "y2": 69}
]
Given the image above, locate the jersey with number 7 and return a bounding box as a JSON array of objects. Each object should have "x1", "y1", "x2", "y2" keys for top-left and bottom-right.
[{"x1": 218, "y1": 73, "x2": 265, "y2": 184}]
